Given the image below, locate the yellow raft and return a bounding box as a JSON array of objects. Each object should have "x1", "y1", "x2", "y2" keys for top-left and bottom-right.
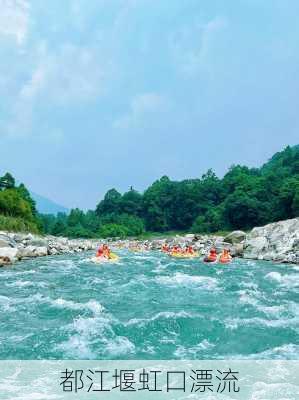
[
  {"x1": 169, "y1": 252, "x2": 199, "y2": 258},
  {"x1": 90, "y1": 253, "x2": 119, "y2": 263}
]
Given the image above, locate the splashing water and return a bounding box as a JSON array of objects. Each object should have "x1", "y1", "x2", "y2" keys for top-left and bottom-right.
[{"x1": 0, "y1": 250, "x2": 298, "y2": 359}]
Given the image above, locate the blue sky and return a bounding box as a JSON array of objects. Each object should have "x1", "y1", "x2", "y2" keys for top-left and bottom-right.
[{"x1": 0, "y1": 0, "x2": 298, "y2": 209}]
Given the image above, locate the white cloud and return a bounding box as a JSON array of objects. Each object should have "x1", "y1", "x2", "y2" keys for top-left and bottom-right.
[
  {"x1": 20, "y1": 43, "x2": 106, "y2": 104},
  {"x1": 2, "y1": 42, "x2": 108, "y2": 137},
  {"x1": 171, "y1": 16, "x2": 228, "y2": 77},
  {"x1": 0, "y1": 0, "x2": 29, "y2": 45},
  {"x1": 113, "y1": 92, "x2": 169, "y2": 129}
]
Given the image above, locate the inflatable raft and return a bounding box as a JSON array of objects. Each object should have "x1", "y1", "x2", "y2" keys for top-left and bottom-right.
[
  {"x1": 90, "y1": 253, "x2": 119, "y2": 263},
  {"x1": 169, "y1": 252, "x2": 199, "y2": 258}
]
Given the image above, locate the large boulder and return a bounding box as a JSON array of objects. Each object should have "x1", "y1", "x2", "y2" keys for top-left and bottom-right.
[
  {"x1": 224, "y1": 230, "x2": 246, "y2": 244},
  {"x1": 26, "y1": 238, "x2": 49, "y2": 247},
  {"x1": 230, "y1": 243, "x2": 244, "y2": 257},
  {"x1": 0, "y1": 247, "x2": 19, "y2": 265},
  {"x1": 34, "y1": 246, "x2": 48, "y2": 257},
  {"x1": 0, "y1": 234, "x2": 16, "y2": 248},
  {"x1": 18, "y1": 245, "x2": 48, "y2": 258},
  {"x1": 17, "y1": 245, "x2": 37, "y2": 258},
  {"x1": 12, "y1": 233, "x2": 27, "y2": 243},
  {"x1": 244, "y1": 218, "x2": 299, "y2": 263}
]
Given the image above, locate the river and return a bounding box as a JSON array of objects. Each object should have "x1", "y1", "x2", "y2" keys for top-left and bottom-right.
[{"x1": 0, "y1": 250, "x2": 298, "y2": 359}]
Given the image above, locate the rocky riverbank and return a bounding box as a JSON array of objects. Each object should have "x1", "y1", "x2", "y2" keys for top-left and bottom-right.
[
  {"x1": 244, "y1": 217, "x2": 299, "y2": 264},
  {"x1": 0, "y1": 217, "x2": 298, "y2": 266},
  {"x1": 0, "y1": 232, "x2": 98, "y2": 266},
  {"x1": 110, "y1": 217, "x2": 299, "y2": 264}
]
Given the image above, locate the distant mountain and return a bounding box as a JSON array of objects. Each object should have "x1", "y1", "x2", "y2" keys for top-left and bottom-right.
[{"x1": 31, "y1": 192, "x2": 69, "y2": 215}]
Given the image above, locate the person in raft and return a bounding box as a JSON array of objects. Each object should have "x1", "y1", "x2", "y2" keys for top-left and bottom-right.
[
  {"x1": 172, "y1": 245, "x2": 182, "y2": 254},
  {"x1": 161, "y1": 243, "x2": 169, "y2": 252},
  {"x1": 204, "y1": 248, "x2": 217, "y2": 262},
  {"x1": 102, "y1": 244, "x2": 111, "y2": 258},
  {"x1": 96, "y1": 245, "x2": 104, "y2": 257},
  {"x1": 186, "y1": 245, "x2": 194, "y2": 255},
  {"x1": 96, "y1": 244, "x2": 111, "y2": 258},
  {"x1": 219, "y1": 249, "x2": 232, "y2": 264}
]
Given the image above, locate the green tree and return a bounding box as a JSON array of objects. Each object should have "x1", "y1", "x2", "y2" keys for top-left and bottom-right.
[
  {"x1": 67, "y1": 208, "x2": 86, "y2": 227},
  {"x1": 120, "y1": 188, "x2": 143, "y2": 216},
  {"x1": 117, "y1": 214, "x2": 144, "y2": 236},
  {"x1": 0, "y1": 189, "x2": 32, "y2": 220},
  {"x1": 277, "y1": 178, "x2": 299, "y2": 219},
  {"x1": 292, "y1": 190, "x2": 299, "y2": 216},
  {"x1": 222, "y1": 190, "x2": 266, "y2": 229},
  {"x1": 84, "y1": 210, "x2": 101, "y2": 233},
  {"x1": 17, "y1": 183, "x2": 37, "y2": 216},
  {"x1": 0, "y1": 172, "x2": 15, "y2": 189},
  {"x1": 142, "y1": 176, "x2": 173, "y2": 231},
  {"x1": 98, "y1": 223, "x2": 129, "y2": 238},
  {"x1": 39, "y1": 213, "x2": 57, "y2": 234},
  {"x1": 52, "y1": 220, "x2": 67, "y2": 236},
  {"x1": 96, "y1": 189, "x2": 122, "y2": 216}
]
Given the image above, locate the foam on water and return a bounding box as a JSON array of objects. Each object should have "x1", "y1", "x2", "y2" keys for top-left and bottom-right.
[
  {"x1": 240, "y1": 281, "x2": 259, "y2": 290},
  {"x1": 56, "y1": 334, "x2": 96, "y2": 359},
  {"x1": 156, "y1": 272, "x2": 218, "y2": 290},
  {"x1": 124, "y1": 310, "x2": 195, "y2": 327},
  {"x1": 58, "y1": 309, "x2": 135, "y2": 359},
  {"x1": 0, "y1": 295, "x2": 16, "y2": 312},
  {"x1": 0, "y1": 269, "x2": 36, "y2": 278},
  {"x1": 58, "y1": 314, "x2": 111, "y2": 359},
  {"x1": 84, "y1": 277, "x2": 105, "y2": 286},
  {"x1": 256, "y1": 344, "x2": 299, "y2": 359},
  {"x1": 102, "y1": 336, "x2": 135, "y2": 357},
  {"x1": 224, "y1": 315, "x2": 299, "y2": 331},
  {"x1": 174, "y1": 340, "x2": 215, "y2": 358},
  {"x1": 46, "y1": 258, "x2": 78, "y2": 272},
  {"x1": 5, "y1": 280, "x2": 48, "y2": 289},
  {"x1": 238, "y1": 289, "x2": 260, "y2": 306},
  {"x1": 52, "y1": 298, "x2": 104, "y2": 314},
  {"x1": 265, "y1": 271, "x2": 299, "y2": 288},
  {"x1": 0, "y1": 250, "x2": 298, "y2": 360}
]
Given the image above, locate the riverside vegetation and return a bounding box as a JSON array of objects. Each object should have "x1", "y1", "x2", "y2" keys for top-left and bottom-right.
[
  {"x1": 40, "y1": 145, "x2": 299, "y2": 238},
  {"x1": 0, "y1": 145, "x2": 298, "y2": 240}
]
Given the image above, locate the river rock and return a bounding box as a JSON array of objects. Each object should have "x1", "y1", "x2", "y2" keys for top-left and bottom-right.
[
  {"x1": 0, "y1": 231, "x2": 100, "y2": 265},
  {"x1": 34, "y1": 246, "x2": 49, "y2": 257},
  {"x1": 244, "y1": 217, "x2": 299, "y2": 263},
  {"x1": 27, "y1": 238, "x2": 49, "y2": 247},
  {"x1": 0, "y1": 247, "x2": 19, "y2": 265},
  {"x1": 17, "y1": 246, "x2": 36, "y2": 258},
  {"x1": 12, "y1": 233, "x2": 27, "y2": 242},
  {"x1": 18, "y1": 245, "x2": 48, "y2": 258},
  {"x1": 214, "y1": 242, "x2": 233, "y2": 254},
  {"x1": 184, "y1": 234, "x2": 195, "y2": 240},
  {"x1": 48, "y1": 248, "x2": 59, "y2": 255},
  {"x1": 0, "y1": 234, "x2": 16, "y2": 248},
  {"x1": 230, "y1": 243, "x2": 244, "y2": 257},
  {"x1": 224, "y1": 230, "x2": 246, "y2": 244}
]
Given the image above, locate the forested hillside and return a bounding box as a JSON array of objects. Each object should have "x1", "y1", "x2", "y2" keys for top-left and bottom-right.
[
  {"x1": 1, "y1": 145, "x2": 298, "y2": 237},
  {"x1": 0, "y1": 173, "x2": 40, "y2": 233},
  {"x1": 39, "y1": 145, "x2": 299, "y2": 238}
]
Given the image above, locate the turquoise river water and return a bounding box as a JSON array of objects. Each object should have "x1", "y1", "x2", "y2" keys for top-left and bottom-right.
[{"x1": 0, "y1": 250, "x2": 298, "y2": 359}]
